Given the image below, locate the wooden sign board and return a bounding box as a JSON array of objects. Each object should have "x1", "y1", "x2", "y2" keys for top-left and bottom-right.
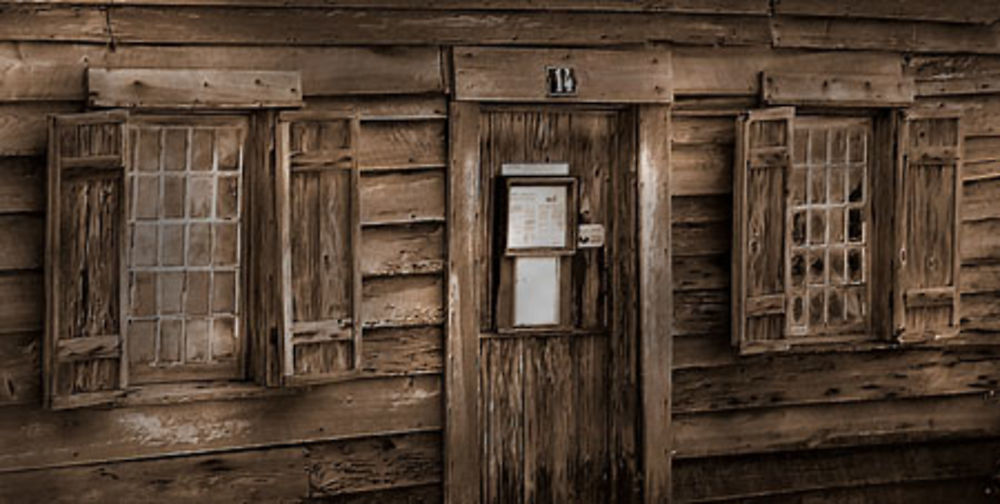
[{"x1": 454, "y1": 47, "x2": 672, "y2": 103}]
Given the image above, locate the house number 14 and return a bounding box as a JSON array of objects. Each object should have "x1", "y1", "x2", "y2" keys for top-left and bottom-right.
[{"x1": 547, "y1": 66, "x2": 577, "y2": 97}]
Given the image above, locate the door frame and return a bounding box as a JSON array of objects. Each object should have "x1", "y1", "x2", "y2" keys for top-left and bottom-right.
[{"x1": 445, "y1": 47, "x2": 674, "y2": 503}]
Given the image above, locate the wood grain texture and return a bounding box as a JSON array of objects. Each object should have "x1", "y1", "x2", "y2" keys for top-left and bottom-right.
[
  {"x1": 87, "y1": 68, "x2": 303, "y2": 109},
  {"x1": 0, "y1": 272, "x2": 43, "y2": 334},
  {"x1": 674, "y1": 346, "x2": 1000, "y2": 413},
  {"x1": 0, "y1": 102, "x2": 82, "y2": 156},
  {"x1": 0, "y1": 214, "x2": 44, "y2": 270},
  {"x1": 675, "y1": 439, "x2": 999, "y2": 502},
  {"x1": 0, "y1": 43, "x2": 443, "y2": 101},
  {"x1": 674, "y1": 393, "x2": 1000, "y2": 458},
  {"x1": 103, "y1": 7, "x2": 771, "y2": 46},
  {"x1": 774, "y1": 0, "x2": 1000, "y2": 24},
  {"x1": 0, "y1": 157, "x2": 44, "y2": 214},
  {"x1": 361, "y1": 223, "x2": 444, "y2": 277},
  {"x1": 359, "y1": 120, "x2": 446, "y2": 171},
  {"x1": 772, "y1": 16, "x2": 1000, "y2": 55},
  {"x1": 763, "y1": 72, "x2": 916, "y2": 107},
  {"x1": 0, "y1": 432, "x2": 442, "y2": 503},
  {"x1": 454, "y1": 47, "x2": 672, "y2": 103},
  {"x1": 0, "y1": 374, "x2": 441, "y2": 472},
  {"x1": 638, "y1": 104, "x2": 672, "y2": 503},
  {"x1": 360, "y1": 170, "x2": 445, "y2": 224},
  {"x1": 444, "y1": 101, "x2": 480, "y2": 504}
]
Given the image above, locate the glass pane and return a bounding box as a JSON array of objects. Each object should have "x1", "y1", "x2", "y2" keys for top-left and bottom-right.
[{"x1": 514, "y1": 257, "x2": 560, "y2": 327}]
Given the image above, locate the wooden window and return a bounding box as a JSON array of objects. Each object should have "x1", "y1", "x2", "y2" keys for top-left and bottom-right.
[
  {"x1": 45, "y1": 107, "x2": 367, "y2": 408},
  {"x1": 125, "y1": 116, "x2": 247, "y2": 384},
  {"x1": 787, "y1": 117, "x2": 872, "y2": 338},
  {"x1": 275, "y1": 111, "x2": 363, "y2": 385},
  {"x1": 733, "y1": 107, "x2": 961, "y2": 353}
]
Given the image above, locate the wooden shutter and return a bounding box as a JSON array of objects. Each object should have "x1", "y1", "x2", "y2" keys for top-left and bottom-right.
[
  {"x1": 276, "y1": 111, "x2": 362, "y2": 385},
  {"x1": 895, "y1": 110, "x2": 962, "y2": 342},
  {"x1": 733, "y1": 108, "x2": 794, "y2": 352},
  {"x1": 46, "y1": 111, "x2": 129, "y2": 409}
]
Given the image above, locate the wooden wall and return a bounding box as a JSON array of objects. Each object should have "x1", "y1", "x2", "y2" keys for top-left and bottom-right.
[{"x1": 0, "y1": 1, "x2": 1000, "y2": 502}]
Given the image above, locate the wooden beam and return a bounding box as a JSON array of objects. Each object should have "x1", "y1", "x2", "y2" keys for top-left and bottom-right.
[
  {"x1": 102, "y1": 6, "x2": 770, "y2": 46},
  {"x1": 774, "y1": 0, "x2": 1000, "y2": 25},
  {"x1": 0, "y1": 43, "x2": 444, "y2": 101},
  {"x1": 638, "y1": 104, "x2": 673, "y2": 503},
  {"x1": 454, "y1": 47, "x2": 672, "y2": 103},
  {"x1": 0, "y1": 0, "x2": 771, "y2": 14},
  {"x1": 444, "y1": 101, "x2": 480, "y2": 504},
  {"x1": 87, "y1": 68, "x2": 303, "y2": 109},
  {"x1": 917, "y1": 73, "x2": 1000, "y2": 96},
  {"x1": 763, "y1": 72, "x2": 916, "y2": 107},
  {"x1": 772, "y1": 16, "x2": 1000, "y2": 55}
]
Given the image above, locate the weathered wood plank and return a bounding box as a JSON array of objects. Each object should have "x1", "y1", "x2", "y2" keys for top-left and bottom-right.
[
  {"x1": 674, "y1": 333, "x2": 733, "y2": 370},
  {"x1": 360, "y1": 170, "x2": 445, "y2": 225},
  {"x1": 674, "y1": 254, "x2": 728, "y2": 292},
  {"x1": 444, "y1": 100, "x2": 480, "y2": 504},
  {"x1": 672, "y1": 195, "x2": 730, "y2": 224},
  {"x1": 672, "y1": 47, "x2": 903, "y2": 96},
  {"x1": 361, "y1": 223, "x2": 444, "y2": 277},
  {"x1": 0, "y1": 374, "x2": 441, "y2": 472},
  {"x1": 361, "y1": 326, "x2": 442, "y2": 376},
  {"x1": 674, "y1": 347, "x2": 1000, "y2": 414},
  {"x1": 455, "y1": 47, "x2": 672, "y2": 103},
  {"x1": 774, "y1": 0, "x2": 1000, "y2": 24},
  {"x1": 103, "y1": 7, "x2": 771, "y2": 46},
  {"x1": 964, "y1": 136, "x2": 1000, "y2": 163},
  {"x1": 308, "y1": 95, "x2": 447, "y2": 120},
  {"x1": 675, "y1": 439, "x2": 999, "y2": 502},
  {"x1": 0, "y1": 215, "x2": 44, "y2": 270},
  {"x1": 0, "y1": 43, "x2": 443, "y2": 101},
  {"x1": 962, "y1": 219, "x2": 1000, "y2": 261},
  {"x1": 359, "y1": 120, "x2": 446, "y2": 171},
  {"x1": 0, "y1": 331, "x2": 40, "y2": 406},
  {"x1": 964, "y1": 177, "x2": 1000, "y2": 221},
  {"x1": 308, "y1": 431, "x2": 442, "y2": 496},
  {"x1": 362, "y1": 274, "x2": 443, "y2": 328},
  {"x1": 728, "y1": 478, "x2": 993, "y2": 504},
  {"x1": 674, "y1": 394, "x2": 1000, "y2": 458},
  {"x1": 0, "y1": 5, "x2": 107, "y2": 43},
  {"x1": 917, "y1": 73, "x2": 1000, "y2": 97},
  {"x1": 0, "y1": 432, "x2": 442, "y2": 503},
  {"x1": 772, "y1": 16, "x2": 1000, "y2": 55},
  {"x1": 674, "y1": 222, "x2": 730, "y2": 256},
  {"x1": 87, "y1": 68, "x2": 303, "y2": 109},
  {"x1": 672, "y1": 144, "x2": 732, "y2": 196},
  {"x1": 638, "y1": 104, "x2": 672, "y2": 501},
  {"x1": 763, "y1": 72, "x2": 916, "y2": 107},
  {"x1": 0, "y1": 157, "x2": 44, "y2": 213},
  {"x1": 674, "y1": 289, "x2": 730, "y2": 337},
  {"x1": 0, "y1": 272, "x2": 43, "y2": 334},
  {"x1": 0, "y1": 102, "x2": 82, "y2": 155},
  {"x1": 962, "y1": 263, "x2": 1000, "y2": 294},
  {"x1": 308, "y1": 484, "x2": 442, "y2": 504},
  {"x1": 2, "y1": 0, "x2": 770, "y2": 13},
  {"x1": 671, "y1": 116, "x2": 735, "y2": 145}
]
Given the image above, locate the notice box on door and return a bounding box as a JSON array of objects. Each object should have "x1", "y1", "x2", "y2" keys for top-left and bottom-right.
[{"x1": 504, "y1": 177, "x2": 577, "y2": 256}]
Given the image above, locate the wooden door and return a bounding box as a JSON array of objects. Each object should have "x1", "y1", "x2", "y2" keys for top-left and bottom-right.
[{"x1": 467, "y1": 106, "x2": 641, "y2": 503}]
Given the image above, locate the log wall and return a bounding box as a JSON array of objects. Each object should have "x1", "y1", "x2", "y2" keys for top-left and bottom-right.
[{"x1": 0, "y1": 2, "x2": 999, "y2": 502}]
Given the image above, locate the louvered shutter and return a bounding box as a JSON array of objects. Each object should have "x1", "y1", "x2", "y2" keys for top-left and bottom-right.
[
  {"x1": 733, "y1": 108, "x2": 794, "y2": 352},
  {"x1": 276, "y1": 111, "x2": 362, "y2": 385},
  {"x1": 46, "y1": 111, "x2": 129, "y2": 409},
  {"x1": 895, "y1": 111, "x2": 962, "y2": 342}
]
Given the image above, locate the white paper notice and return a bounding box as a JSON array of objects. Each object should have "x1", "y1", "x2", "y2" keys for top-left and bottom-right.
[
  {"x1": 507, "y1": 185, "x2": 567, "y2": 249},
  {"x1": 514, "y1": 257, "x2": 560, "y2": 327}
]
